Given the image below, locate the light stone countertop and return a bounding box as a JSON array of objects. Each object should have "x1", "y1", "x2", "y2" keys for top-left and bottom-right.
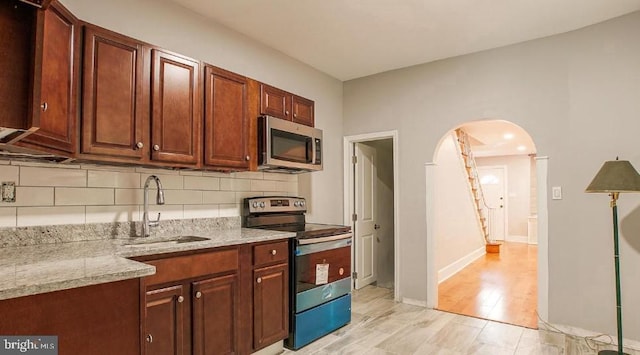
[{"x1": 0, "y1": 227, "x2": 294, "y2": 301}]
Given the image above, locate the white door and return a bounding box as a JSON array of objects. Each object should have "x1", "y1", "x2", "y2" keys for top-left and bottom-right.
[
  {"x1": 477, "y1": 166, "x2": 507, "y2": 241},
  {"x1": 354, "y1": 143, "x2": 377, "y2": 289}
]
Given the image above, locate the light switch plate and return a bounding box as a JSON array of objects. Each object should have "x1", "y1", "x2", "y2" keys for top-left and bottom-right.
[
  {"x1": 552, "y1": 186, "x2": 562, "y2": 200},
  {"x1": 1, "y1": 182, "x2": 16, "y2": 202}
]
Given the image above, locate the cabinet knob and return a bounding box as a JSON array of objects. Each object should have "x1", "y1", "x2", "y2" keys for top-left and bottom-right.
[
  {"x1": 293, "y1": 113, "x2": 297, "y2": 118},
  {"x1": 285, "y1": 110, "x2": 289, "y2": 116},
  {"x1": 339, "y1": 267, "x2": 344, "y2": 276},
  {"x1": 245, "y1": 155, "x2": 250, "y2": 161},
  {"x1": 256, "y1": 277, "x2": 262, "y2": 284},
  {"x1": 146, "y1": 334, "x2": 153, "y2": 343},
  {"x1": 135, "y1": 142, "x2": 144, "y2": 149},
  {"x1": 271, "y1": 249, "x2": 277, "y2": 256},
  {"x1": 153, "y1": 144, "x2": 160, "y2": 151},
  {"x1": 41, "y1": 102, "x2": 48, "y2": 112},
  {"x1": 177, "y1": 295, "x2": 184, "y2": 303},
  {"x1": 195, "y1": 291, "x2": 202, "y2": 299}
]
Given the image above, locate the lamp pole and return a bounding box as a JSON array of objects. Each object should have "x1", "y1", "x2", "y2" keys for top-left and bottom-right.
[{"x1": 610, "y1": 192, "x2": 623, "y2": 355}]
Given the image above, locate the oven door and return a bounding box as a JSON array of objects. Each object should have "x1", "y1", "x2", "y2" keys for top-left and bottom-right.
[{"x1": 294, "y1": 233, "x2": 351, "y2": 312}]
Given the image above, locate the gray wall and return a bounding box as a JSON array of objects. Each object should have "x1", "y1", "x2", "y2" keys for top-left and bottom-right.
[
  {"x1": 363, "y1": 139, "x2": 395, "y2": 289},
  {"x1": 344, "y1": 11, "x2": 640, "y2": 340},
  {"x1": 60, "y1": 0, "x2": 344, "y2": 225}
]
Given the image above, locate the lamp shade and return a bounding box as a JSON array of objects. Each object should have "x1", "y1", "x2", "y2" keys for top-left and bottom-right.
[{"x1": 585, "y1": 159, "x2": 640, "y2": 193}]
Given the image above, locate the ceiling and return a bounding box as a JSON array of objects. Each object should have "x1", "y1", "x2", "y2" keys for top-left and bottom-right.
[
  {"x1": 459, "y1": 120, "x2": 535, "y2": 157},
  {"x1": 168, "y1": 0, "x2": 640, "y2": 81}
]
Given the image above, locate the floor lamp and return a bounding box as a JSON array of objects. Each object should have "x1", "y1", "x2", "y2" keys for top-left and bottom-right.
[{"x1": 586, "y1": 158, "x2": 640, "y2": 355}]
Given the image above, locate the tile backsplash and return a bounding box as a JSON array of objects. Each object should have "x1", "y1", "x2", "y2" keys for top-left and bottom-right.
[{"x1": 0, "y1": 160, "x2": 297, "y2": 228}]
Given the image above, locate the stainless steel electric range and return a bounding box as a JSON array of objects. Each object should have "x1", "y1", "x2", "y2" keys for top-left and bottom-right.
[{"x1": 242, "y1": 196, "x2": 352, "y2": 350}]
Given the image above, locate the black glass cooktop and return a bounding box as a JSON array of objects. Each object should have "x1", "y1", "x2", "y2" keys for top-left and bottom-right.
[{"x1": 260, "y1": 223, "x2": 351, "y2": 239}]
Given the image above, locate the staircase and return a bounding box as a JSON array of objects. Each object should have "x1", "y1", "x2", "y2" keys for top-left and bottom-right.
[{"x1": 455, "y1": 128, "x2": 497, "y2": 245}]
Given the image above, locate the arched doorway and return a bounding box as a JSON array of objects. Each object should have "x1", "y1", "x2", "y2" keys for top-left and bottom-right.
[{"x1": 427, "y1": 119, "x2": 542, "y2": 329}]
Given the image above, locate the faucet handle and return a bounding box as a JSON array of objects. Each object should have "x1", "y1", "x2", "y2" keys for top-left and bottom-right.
[{"x1": 149, "y1": 212, "x2": 162, "y2": 226}]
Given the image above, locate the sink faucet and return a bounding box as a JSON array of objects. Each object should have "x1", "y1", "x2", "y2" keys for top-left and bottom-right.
[{"x1": 142, "y1": 175, "x2": 165, "y2": 237}]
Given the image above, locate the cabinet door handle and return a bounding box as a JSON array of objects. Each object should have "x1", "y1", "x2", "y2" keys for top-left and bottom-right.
[
  {"x1": 41, "y1": 102, "x2": 48, "y2": 112},
  {"x1": 293, "y1": 113, "x2": 297, "y2": 118},
  {"x1": 285, "y1": 110, "x2": 289, "y2": 116},
  {"x1": 135, "y1": 142, "x2": 144, "y2": 149},
  {"x1": 195, "y1": 291, "x2": 202, "y2": 299},
  {"x1": 271, "y1": 249, "x2": 277, "y2": 256},
  {"x1": 146, "y1": 334, "x2": 153, "y2": 343},
  {"x1": 177, "y1": 296, "x2": 184, "y2": 303},
  {"x1": 153, "y1": 144, "x2": 160, "y2": 151},
  {"x1": 245, "y1": 155, "x2": 250, "y2": 161},
  {"x1": 256, "y1": 277, "x2": 262, "y2": 284}
]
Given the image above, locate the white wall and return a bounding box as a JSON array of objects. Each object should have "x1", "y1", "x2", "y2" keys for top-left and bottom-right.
[
  {"x1": 434, "y1": 133, "x2": 485, "y2": 274},
  {"x1": 59, "y1": 0, "x2": 344, "y2": 225},
  {"x1": 476, "y1": 155, "x2": 531, "y2": 239},
  {"x1": 344, "y1": 11, "x2": 640, "y2": 341},
  {"x1": 363, "y1": 139, "x2": 394, "y2": 289}
]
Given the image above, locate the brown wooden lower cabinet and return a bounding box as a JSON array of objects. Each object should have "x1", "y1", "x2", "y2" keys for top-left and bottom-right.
[
  {"x1": 253, "y1": 263, "x2": 289, "y2": 351},
  {"x1": 145, "y1": 285, "x2": 186, "y2": 355},
  {"x1": 140, "y1": 240, "x2": 289, "y2": 355},
  {"x1": 0, "y1": 279, "x2": 140, "y2": 355}
]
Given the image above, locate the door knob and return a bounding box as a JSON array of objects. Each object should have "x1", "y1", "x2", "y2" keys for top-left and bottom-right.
[
  {"x1": 41, "y1": 102, "x2": 48, "y2": 112},
  {"x1": 374, "y1": 224, "x2": 380, "y2": 230},
  {"x1": 146, "y1": 334, "x2": 153, "y2": 343},
  {"x1": 135, "y1": 142, "x2": 144, "y2": 149},
  {"x1": 271, "y1": 249, "x2": 277, "y2": 256},
  {"x1": 177, "y1": 296, "x2": 184, "y2": 303},
  {"x1": 256, "y1": 277, "x2": 262, "y2": 284},
  {"x1": 245, "y1": 155, "x2": 250, "y2": 161},
  {"x1": 195, "y1": 291, "x2": 202, "y2": 299},
  {"x1": 153, "y1": 144, "x2": 160, "y2": 151}
]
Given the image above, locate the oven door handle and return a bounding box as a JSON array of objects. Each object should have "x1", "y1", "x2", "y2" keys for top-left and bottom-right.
[{"x1": 297, "y1": 233, "x2": 352, "y2": 245}]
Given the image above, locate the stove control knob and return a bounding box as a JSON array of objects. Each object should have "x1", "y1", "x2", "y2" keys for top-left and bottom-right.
[
  {"x1": 252, "y1": 202, "x2": 259, "y2": 208},
  {"x1": 300, "y1": 201, "x2": 305, "y2": 207},
  {"x1": 259, "y1": 202, "x2": 265, "y2": 208},
  {"x1": 293, "y1": 201, "x2": 299, "y2": 207}
]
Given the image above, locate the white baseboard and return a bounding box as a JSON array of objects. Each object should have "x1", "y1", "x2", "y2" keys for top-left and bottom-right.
[
  {"x1": 506, "y1": 235, "x2": 528, "y2": 243},
  {"x1": 438, "y1": 246, "x2": 485, "y2": 284},
  {"x1": 540, "y1": 322, "x2": 640, "y2": 351},
  {"x1": 402, "y1": 297, "x2": 427, "y2": 307}
]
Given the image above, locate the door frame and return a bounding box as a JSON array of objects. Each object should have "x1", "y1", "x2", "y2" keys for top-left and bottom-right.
[
  {"x1": 476, "y1": 164, "x2": 508, "y2": 242},
  {"x1": 343, "y1": 130, "x2": 400, "y2": 301},
  {"x1": 425, "y1": 156, "x2": 550, "y2": 323}
]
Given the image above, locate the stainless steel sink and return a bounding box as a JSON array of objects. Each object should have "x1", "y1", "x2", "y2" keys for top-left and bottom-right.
[{"x1": 122, "y1": 235, "x2": 210, "y2": 247}]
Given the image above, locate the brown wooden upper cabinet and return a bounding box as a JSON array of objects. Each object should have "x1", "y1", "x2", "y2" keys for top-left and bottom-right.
[
  {"x1": 80, "y1": 25, "x2": 146, "y2": 162},
  {"x1": 151, "y1": 49, "x2": 202, "y2": 167},
  {"x1": 18, "y1": 0, "x2": 80, "y2": 156},
  {"x1": 203, "y1": 65, "x2": 249, "y2": 170},
  {"x1": 260, "y1": 84, "x2": 314, "y2": 126}
]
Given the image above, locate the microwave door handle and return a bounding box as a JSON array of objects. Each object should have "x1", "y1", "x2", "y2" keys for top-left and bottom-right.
[{"x1": 310, "y1": 137, "x2": 315, "y2": 164}]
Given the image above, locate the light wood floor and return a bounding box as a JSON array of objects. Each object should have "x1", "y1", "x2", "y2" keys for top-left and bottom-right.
[
  {"x1": 284, "y1": 285, "x2": 629, "y2": 354},
  {"x1": 437, "y1": 242, "x2": 538, "y2": 329}
]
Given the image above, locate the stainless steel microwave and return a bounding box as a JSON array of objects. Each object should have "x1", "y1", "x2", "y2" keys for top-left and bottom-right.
[{"x1": 258, "y1": 116, "x2": 322, "y2": 173}]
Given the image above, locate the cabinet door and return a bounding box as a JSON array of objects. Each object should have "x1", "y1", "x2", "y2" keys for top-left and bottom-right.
[
  {"x1": 192, "y1": 274, "x2": 238, "y2": 355},
  {"x1": 292, "y1": 95, "x2": 314, "y2": 127},
  {"x1": 145, "y1": 285, "x2": 186, "y2": 355},
  {"x1": 151, "y1": 49, "x2": 201, "y2": 167},
  {"x1": 203, "y1": 65, "x2": 249, "y2": 170},
  {"x1": 253, "y1": 263, "x2": 289, "y2": 351},
  {"x1": 22, "y1": 0, "x2": 79, "y2": 155},
  {"x1": 81, "y1": 25, "x2": 146, "y2": 160},
  {"x1": 260, "y1": 84, "x2": 291, "y2": 121}
]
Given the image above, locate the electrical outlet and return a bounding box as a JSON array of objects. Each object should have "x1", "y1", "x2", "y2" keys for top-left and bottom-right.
[
  {"x1": 1, "y1": 182, "x2": 16, "y2": 202},
  {"x1": 552, "y1": 186, "x2": 562, "y2": 200}
]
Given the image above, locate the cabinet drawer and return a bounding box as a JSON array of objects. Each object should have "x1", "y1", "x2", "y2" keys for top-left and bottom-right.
[
  {"x1": 253, "y1": 240, "x2": 288, "y2": 267},
  {"x1": 145, "y1": 248, "x2": 238, "y2": 286}
]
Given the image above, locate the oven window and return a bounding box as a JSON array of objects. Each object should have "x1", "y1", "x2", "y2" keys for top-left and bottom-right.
[
  {"x1": 271, "y1": 129, "x2": 312, "y2": 163},
  {"x1": 296, "y1": 245, "x2": 351, "y2": 293}
]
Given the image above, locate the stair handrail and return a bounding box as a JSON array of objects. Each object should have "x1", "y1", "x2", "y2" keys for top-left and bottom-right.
[{"x1": 456, "y1": 129, "x2": 499, "y2": 244}]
